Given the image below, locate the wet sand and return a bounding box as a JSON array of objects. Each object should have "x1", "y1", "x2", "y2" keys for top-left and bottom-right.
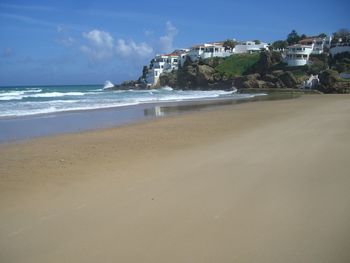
[{"x1": 1, "y1": 95, "x2": 350, "y2": 262}]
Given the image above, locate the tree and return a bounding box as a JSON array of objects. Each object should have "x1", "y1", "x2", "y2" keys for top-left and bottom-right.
[
  {"x1": 300, "y1": 34, "x2": 307, "y2": 40},
  {"x1": 271, "y1": 40, "x2": 288, "y2": 50},
  {"x1": 223, "y1": 39, "x2": 236, "y2": 51},
  {"x1": 287, "y1": 30, "x2": 301, "y2": 45},
  {"x1": 333, "y1": 28, "x2": 350, "y2": 43},
  {"x1": 318, "y1": 33, "x2": 327, "y2": 38},
  {"x1": 253, "y1": 40, "x2": 261, "y2": 45}
]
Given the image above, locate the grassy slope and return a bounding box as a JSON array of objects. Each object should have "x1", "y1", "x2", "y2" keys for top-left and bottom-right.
[{"x1": 215, "y1": 53, "x2": 260, "y2": 77}]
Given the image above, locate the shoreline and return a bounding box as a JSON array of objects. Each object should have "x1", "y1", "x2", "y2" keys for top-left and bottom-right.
[
  {"x1": 0, "y1": 92, "x2": 297, "y2": 144},
  {"x1": 1, "y1": 94, "x2": 349, "y2": 262}
]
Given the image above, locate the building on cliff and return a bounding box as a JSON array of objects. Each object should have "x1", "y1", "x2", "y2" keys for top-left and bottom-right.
[
  {"x1": 234, "y1": 41, "x2": 269, "y2": 54},
  {"x1": 330, "y1": 42, "x2": 350, "y2": 56},
  {"x1": 299, "y1": 36, "x2": 332, "y2": 54},
  {"x1": 146, "y1": 53, "x2": 182, "y2": 86},
  {"x1": 284, "y1": 44, "x2": 313, "y2": 66},
  {"x1": 188, "y1": 42, "x2": 232, "y2": 61},
  {"x1": 285, "y1": 36, "x2": 332, "y2": 67}
]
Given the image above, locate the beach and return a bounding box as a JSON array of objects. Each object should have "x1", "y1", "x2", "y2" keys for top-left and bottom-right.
[{"x1": 1, "y1": 94, "x2": 350, "y2": 262}]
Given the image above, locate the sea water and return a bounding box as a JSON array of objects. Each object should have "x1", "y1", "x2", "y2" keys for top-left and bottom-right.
[{"x1": 0, "y1": 85, "x2": 258, "y2": 118}]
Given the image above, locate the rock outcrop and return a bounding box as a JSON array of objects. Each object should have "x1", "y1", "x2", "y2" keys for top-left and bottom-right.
[
  {"x1": 317, "y1": 69, "x2": 350, "y2": 93},
  {"x1": 160, "y1": 58, "x2": 233, "y2": 90},
  {"x1": 111, "y1": 49, "x2": 350, "y2": 93}
]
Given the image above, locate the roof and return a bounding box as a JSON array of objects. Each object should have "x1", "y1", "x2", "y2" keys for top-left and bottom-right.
[
  {"x1": 191, "y1": 44, "x2": 206, "y2": 48},
  {"x1": 161, "y1": 53, "x2": 180, "y2": 57},
  {"x1": 299, "y1": 36, "x2": 326, "y2": 44},
  {"x1": 300, "y1": 38, "x2": 316, "y2": 43}
]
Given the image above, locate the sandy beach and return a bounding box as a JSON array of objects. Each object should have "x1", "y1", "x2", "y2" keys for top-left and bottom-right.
[{"x1": 1, "y1": 94, "x2": 350, "y2": 263}]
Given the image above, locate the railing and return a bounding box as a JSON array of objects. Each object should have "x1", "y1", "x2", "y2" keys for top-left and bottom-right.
[{"x1": 330, "y1": 42, "x2": 350, "y2": 48}]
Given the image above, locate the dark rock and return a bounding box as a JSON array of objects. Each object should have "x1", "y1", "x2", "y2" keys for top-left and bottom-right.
[
  {"x1": 159, "y1": 71, "x2": 178, "y2": 87},
  {"x1": 278, "y1": 71, "x2": 298, "y2": 88}
]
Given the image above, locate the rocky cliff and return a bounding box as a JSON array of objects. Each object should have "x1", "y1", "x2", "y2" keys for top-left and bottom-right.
[
  {"x1": 160, "y1": 51, "x2": 302, "y2": 90},
  {"x1": 110, "y1": 50, "x2": 350, "y2": 94}
]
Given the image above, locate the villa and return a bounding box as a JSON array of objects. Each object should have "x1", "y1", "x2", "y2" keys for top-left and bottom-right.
[
  {"x1": 146, "y1": 53, "x2": 181, "y2": 86},
  {"x1": 299, "y1": 36, "x2": 332, "y2": 54},
  {"x1": 330, "y1": 38, "x2": 350, "y2": 56},
  {"x1": 285, "y1": 36, "x2": 333, "y2": 67},
  {"x1": 234, "y1": 41, "x2": 269, "y2": 54},
  {"x1": 188, "y1": 42, "x2": 232, "y2": 61},
  {"x1": 284, "y1": 44, "x2": 313, "y2": 66}
]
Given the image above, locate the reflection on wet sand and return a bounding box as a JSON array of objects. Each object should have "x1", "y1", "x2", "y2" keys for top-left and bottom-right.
[{"x1": 144, "y1": 92, "x2": 301, "y2": 118}]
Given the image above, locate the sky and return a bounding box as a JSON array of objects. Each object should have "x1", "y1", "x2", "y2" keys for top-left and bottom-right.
[{"x1": 0, "y1": 0, "x2": 349, "y2": 86}]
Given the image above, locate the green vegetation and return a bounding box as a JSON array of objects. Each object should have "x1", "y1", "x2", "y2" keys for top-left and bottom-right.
[
  {"x1": 271, "y1": 40, "x2": 288, "y2": 50},
  {"x1": 223, "y1": 39, "x2": 236, "y2": 51},
  {"x1": 215, "y1": 53, "x2": 260, "y2": 77},
  {"x1": 332, "y1": 28, "x2": 350, "y2": 44},
  {"x1": 287, "y1": 30, "x2": 301, "y2": 45}
]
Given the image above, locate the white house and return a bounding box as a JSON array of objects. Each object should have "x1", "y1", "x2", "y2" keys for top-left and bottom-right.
[
  {"x1": 299, "y1": 36, "x2": 332, "y2": 54},
  {"x1": 284, "y1": 44, "x2": 313, "y2": 66},
  {"x1": 146, "y1": 53, "x2": 181, "y2": 86},
  {"x1": 330, "y1": 42, "x2": 350, "y2": 56},
  {"x1": 188, "y1": 42, "x2": 232, "y2": 61},
  {"x1": 172, "y1": 49, "x2": 190, "y2": 66},
  {"x1": 234, "y1": 41, "x2": 269, "y2": 54}
]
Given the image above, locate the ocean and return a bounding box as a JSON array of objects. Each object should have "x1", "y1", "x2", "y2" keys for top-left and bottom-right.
[
  {"x1": 0, "y1": 85, "x2": 269, "y2": 143},
  {"x1": 0, "y1": 85, "x2": 257, "y2": 118}
]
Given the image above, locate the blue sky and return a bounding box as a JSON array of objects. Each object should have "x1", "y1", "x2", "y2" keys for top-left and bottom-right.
[{"x1": 0, "y1": 0, "x2": 349, "y2": 86}]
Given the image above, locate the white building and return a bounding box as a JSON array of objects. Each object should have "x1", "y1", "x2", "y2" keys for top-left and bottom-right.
[
  {"x1": 234, "y1": 41, "x2": 269, "y2": 54},
  {"x1": 172, "y1": 49, "x2": 190, "y2": 66},
  {"x1": 284, "y1": 44, "x2": 313, "y2": 66},
  {"x1": 146, "y1": 53, "x2": 181, "y2": 86},
  {"x1": 330, "y1": 42, "x2": 350, "y2": 56},
  {"x1": 188, "y1": 42, "x2": 232, "y2": 61},
  {"x1": 299, "y1": 36, "x2": 332, "y2": 54}
]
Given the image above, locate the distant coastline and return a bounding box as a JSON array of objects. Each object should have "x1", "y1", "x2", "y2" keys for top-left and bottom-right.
[{"x1": 109, "y1": 29, "x2": 350, "y2": 94}]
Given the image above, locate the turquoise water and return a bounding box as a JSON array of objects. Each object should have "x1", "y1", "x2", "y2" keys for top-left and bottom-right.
[{"x1": 0, "y1": 85, "x2": 258, "y2": 118}]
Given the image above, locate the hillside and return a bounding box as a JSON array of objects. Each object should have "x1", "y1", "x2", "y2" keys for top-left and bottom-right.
[
  {"x1": 215, "y1": 53, "x2": 260, "y2": 77},
  {"x1": 111, "y1": 50, "x2": 350, "y2": 93}
]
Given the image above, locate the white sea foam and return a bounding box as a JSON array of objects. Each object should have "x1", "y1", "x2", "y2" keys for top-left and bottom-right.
[
  {"x1": 31, "y1": 92, "x2": 85, "y2": 98},
  {"x1": 0, "y1": 88, "x2": 44, "y2": 100},
  {"x1": 160, "y1": 86, "x2": 173, "y2": 91},
  {"x1": 0, "y1": 86, "x2": 266, "y2": 118},
  {"x1": 0, "y1": 91, "x2": 87, "y2": 101}
]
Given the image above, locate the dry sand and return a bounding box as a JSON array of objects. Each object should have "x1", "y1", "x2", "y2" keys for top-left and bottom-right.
[{"x1": 1, "y1": 95, "x2": 350, "y2": 263}]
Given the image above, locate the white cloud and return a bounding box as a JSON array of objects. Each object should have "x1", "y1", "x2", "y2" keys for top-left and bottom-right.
[
  {"x1": 158, "y1": 21, "x2": 178, "y2": 53},
  {"x1": 80, "y1": 29, "x2": 153, "y2": 62},
  {"x1": 83, "y1": 30, "x2": 114, "y2": 49},
  {"x1": 115, "y1": 39, "x2": 153, "y2": 58},
  {"x1": 79, "y1": 22, "x2": 178, "y2": 63},
  {"x1": 80, "y1": 29, "x2": 115, "y2": 61}
]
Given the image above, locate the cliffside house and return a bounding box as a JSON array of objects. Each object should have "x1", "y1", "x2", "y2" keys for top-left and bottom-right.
[
  {"x1": 330, "y1": 37, "x2": 350, "y2": 56},
  {"x1": 234, "y1": 41, "x2": 269, "y2": 54},
  {"x1": 188, "y1": 42, "x2": 232, "y2": 61},
  {"x1": 285, "y1": 44, "x2": 313, "y2": 66},
  {"x1": 299, "y1": 36, "x2": 332, "y2": 54},
  {"x1": 146, "y1": 53, "x2": 181, "y2": 86}
]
